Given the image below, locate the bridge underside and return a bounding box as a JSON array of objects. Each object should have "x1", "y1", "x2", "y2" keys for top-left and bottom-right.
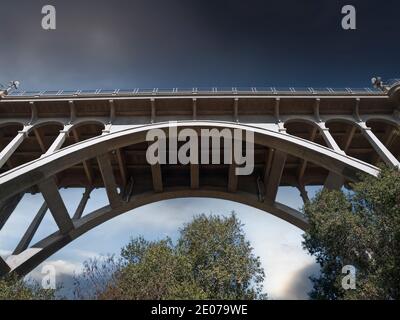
[{"x1": 0, "y1": 90, "x2": 399, "y2": 277}]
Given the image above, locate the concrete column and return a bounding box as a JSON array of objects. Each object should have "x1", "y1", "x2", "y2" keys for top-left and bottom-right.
[
  {"x1": 0, "y1": 257, "x2": 10, "y2": 276},
  {"x1": 317, "y1": 123, "x2": 345, "y2": 190},
  {"x1": 73, "y1": 188, "x2": 93, "y2": 220},
  {"x1": 298, "y1": 184, "x2": 310, "y2": 204},
  {"x1": 265, "y1": 150, "x2": 287, "y2": 202},
  {"x1": 13, "y1": 202, "x2": 48, "y2": 255},
  {"x1": 324, "y1": 171, "x2": 345, "y2": 190},
  {"x1": 0, "y1": 129, "x2": 28, "y2": 168},
  {"x1": 317, "y1": 123, "x2": 343, "y2": 153},
  {"x1": 97, "y1": 153, "x2": 121, "y2": 208},
  {"x1": 0, "y1": 193, "x2": 24, "y2": 231},
  {"x1": 38, "y1": 178, "x2": 74, "y2": 234},
  {"x1": 360, "y1": 123, "x2": 400, "y2": 168},
  {"x1": 228, "y1": 163, "x2": 238, "y2": 192},
  {"x1": 44, "y1": 130, "x2": 69, "y2": 155}
]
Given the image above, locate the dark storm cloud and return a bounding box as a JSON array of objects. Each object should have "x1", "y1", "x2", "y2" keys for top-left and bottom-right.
[{"x1": 0, "y1": 0, "x2": 399, "y2": 90}]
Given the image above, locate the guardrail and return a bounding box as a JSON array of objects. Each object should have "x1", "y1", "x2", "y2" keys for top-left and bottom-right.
[{"x1": 5, "y1": 87, "x2": 384, "y2": 98}]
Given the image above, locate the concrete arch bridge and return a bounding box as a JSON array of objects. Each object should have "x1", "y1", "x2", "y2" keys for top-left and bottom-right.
[{"x1": 0, "y1": 84, "x2": 399, "y2": 277}]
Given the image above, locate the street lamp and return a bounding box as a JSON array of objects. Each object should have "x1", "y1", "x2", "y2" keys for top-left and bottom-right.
[
  {"x1": 372, "y1": 76, "x2": 400, "y2": 103},
  {"x1": 0, "y1": 80, "x2": 20, "y2": 97}
]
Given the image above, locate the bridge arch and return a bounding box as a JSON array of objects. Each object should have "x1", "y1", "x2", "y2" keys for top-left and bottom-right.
[
  {"x1": 0, "y1": 121, "x2": 380, "y2": 277},
  {"x1": 0, "y1": 122, "x2": 25, "y2": 130},
  {"x1": 283, "y1": 119, "x2": 328, "y2": 147},
  {"x1": 69, "y1": 119, "x2": 107, "y2": 131},
  {"x1": 28, "y1": 120, "x2": 66, "y2": 133},
  {"x1": 5, "y1": 188, "x2": 307, "y2": 276}
]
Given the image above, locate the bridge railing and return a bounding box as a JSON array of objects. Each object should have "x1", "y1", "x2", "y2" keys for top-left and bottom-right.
[{"x1": 5, "y1": 87, "x2": 384, "y2": 98}]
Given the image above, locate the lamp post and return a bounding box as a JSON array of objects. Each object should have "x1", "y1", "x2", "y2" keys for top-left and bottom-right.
[
  {"x1": 0, "y1": 81, "x2": 20, "y2": 97},
  {"x1": 371, "y1": 77, "x2": 400, "y2": 103}
]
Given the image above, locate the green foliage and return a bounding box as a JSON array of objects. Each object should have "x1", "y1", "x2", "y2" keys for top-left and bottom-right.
[
  {"x1": 303, "y1": 167, "x2": 400, "y2": 299},
  {"x1": 177, "y1": 214, "x2": 265, "y2": 300},
  {"x1": 76, "y1": 213, "x2": 266, "y2": 300},
  {"x1": 0, "y1": 275, "x2": 56, "y2": 300}
]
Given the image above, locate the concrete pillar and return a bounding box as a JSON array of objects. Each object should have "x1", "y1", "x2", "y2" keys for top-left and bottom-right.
[
  {"x1": 13, "y1": 202, "x2": 48, "y2": 255},
  {"x1": 317, "y1": 123, "x2": 343, "y2": 153},
  {"x1": 359, "y1": 123, "x2": 400, "y2": 168},
  {"x1": 44, "y1": 130, "x2": 69, "y2": 155},
  {"x1": 73, "y1": 188, "x2": 93, "y2": 220},
  {"x1": 38, "y1": 178, "x2": 74, "y2": 234},
  {"x1": 298, "y1": 184, "x2": 310, "y2": 204},
  {"x1": 317, "y1": 123, "x2": 346, "y2": 190},
  {"x1": 228, "y1": 162, "x2": 238, "y2": 192},
  {"x1": 265, "y1": 150, "x2": 287, "y2": 202},
  {"x1": 191, "y1": 163, "x2": 199, "y2": 189},
  {"x1": 324, "y1": 171, "x2": 345, "y2": 190},
  {"x1": 0, "y1": 130, "x2": 27, "y2": 169},
  {"x1": 97, "y1": 153, "x2": 121, "y2": 208},
  {"x1": 0, "y1": 257, "x2": 10, "y2": 276},
  {"x1": 0, "y1": 193, "x2": 24, "y2": 231}
]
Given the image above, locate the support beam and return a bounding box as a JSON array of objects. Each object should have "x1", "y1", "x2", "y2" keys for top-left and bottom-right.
[
  {"x1": 265, "y1": 150, "x2": 287, "y2": 202},
  {"x1": 370, "y1": 126, "x2": 399, "y2": 165},
  {"x1": 343, "y1": 126, "x2": 357, "y2": 153},
  {"x1": 45, "y1": 130, "x2": 69, "y2": 155},
  {"x1": 228, "y1": 162, "x2": 238, "y2": 192},
  {"x1": 69, "y1": 100, "x2": 76, "y2": 123},
  {"x1": 97, "y1": 153, "x2": 121, "y2": 208},
  {"x1": 190, "y1": 163, "x2": 199, "y2": 189},
  {"x1": 298, "y1": 184, "x2": 310, "y2": 204},
  {"x1": 383, "y1": 127, "x2": 399, "y2": 148},
  {"x1": 29, "y1": 101, "x2": 37, "y2": 125},
  {"x1": 151, "y1": 98, "x2": 156, "y2": 123},
  {"x1": 109, "y1": 99, "x2": 116, "y2": 124},
  {"x1": 263, "y1": 148, "x2": 274, "y2": 184},
  {"x1": 318, "y1": 123, "x2": 343, "y2": 153},
  {"x1": 297, "y1": 127, "x2": 318, "y2": 183},
  {"x1": 122, "y1": 176, "x2": 135, "y2": 202},
  {"x1": 72, "y1": 188, "x2": 93, "y2": 220},
  {"x1": 256, "y1": 176, "x2": 265, "y2": 202},
  {"x1": 318, "y1": 124, "x2": 347, "y2": 189},
  {"x1": 72, "y1": 129, "x2": 94, "y2": 184},
  {"x1": 192, "y1": 98, "x2": 197, "y2": 120},
  {"x1": 233, "y1": 98, "x2": 239, "y2": 122},
  {"x1": 116, "y1": 148, "x2": 128, "y2": 187},
  {"x1": 360, "y1": 123, "x2": 400, "y2": 168},
  {"x1": 38, "y1": 178, "x2": 74, "y2": 234},
  {"x1": 13, "y1": 202, "x2": 48, "y2": 255},
  {"x1": 0, "y1": 130, "x2": 26, "y2": 169},
  {"x1": 0, "y1": 257, "x2": 10, "y2": 276},
  {"x1": 33, "y1": 128, "x2": 46, "y2": 153},
  {"x1": 0, "y1": 193, "x2": 24, "y2": 231},
  {"x1": 151, "y1": 163, "x2": 163, "y2": 193},
  {"x1": 324, "y1": 171, "x2": 345, "y2": 190}
]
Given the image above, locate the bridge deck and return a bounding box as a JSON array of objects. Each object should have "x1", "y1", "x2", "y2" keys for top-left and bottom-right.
[{"x1": 1, "y1": 90, "x2": 398, "y2": 190}]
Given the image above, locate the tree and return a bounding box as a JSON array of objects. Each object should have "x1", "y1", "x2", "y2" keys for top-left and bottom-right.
[
  {"x1": 302, "y1": 167, "x2": 400, "y2": 299},
  {"x1": 75, "y1": 213, "x2": 266, "y2": 300},
  {"x1": 0, "y1": 275, "x2": 56, "y2": 300},
  {"x1": 177, "y1": 214, "x2": 265, "y2": 300}
]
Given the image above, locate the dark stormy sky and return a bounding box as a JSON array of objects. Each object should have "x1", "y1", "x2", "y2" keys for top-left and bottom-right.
[{"x1": 0, "y1": 0, "x2": 399, "y2": 90}]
